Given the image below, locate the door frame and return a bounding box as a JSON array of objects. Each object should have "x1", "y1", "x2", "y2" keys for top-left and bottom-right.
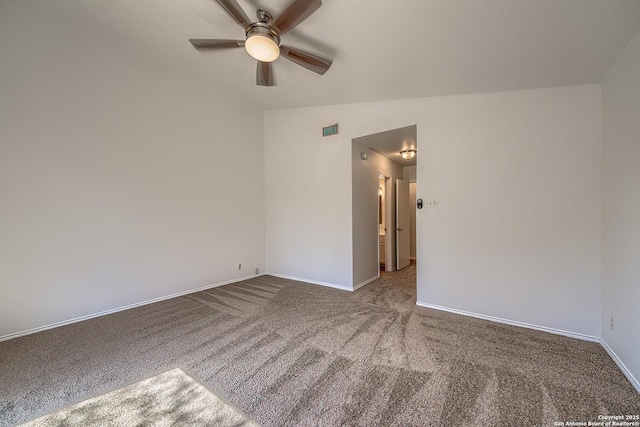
[
  {"x1": 395, "y1": 178, "x2": 411, "y2": 270},
  {"x1": 378, "y1": 173, "x2": 395, "y2": 272}
]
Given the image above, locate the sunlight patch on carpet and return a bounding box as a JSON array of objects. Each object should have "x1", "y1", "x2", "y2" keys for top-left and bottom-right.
[{"x1": 21, "y1": 368, "x2": 259, "y2": 426}]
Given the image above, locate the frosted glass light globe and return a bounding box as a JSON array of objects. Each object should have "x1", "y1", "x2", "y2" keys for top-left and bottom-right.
[{"x1": 245, "y1": 35, "x2": 280, "y2": 62}]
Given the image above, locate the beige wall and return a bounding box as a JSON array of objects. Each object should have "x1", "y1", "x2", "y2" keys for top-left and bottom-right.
[
  {"x1": 602, "y1": 28, "x2": 640, "y2": 391},
  {"x1": 265, "y1": 85, "x2": 602, "y2": 338},
  {"x1": 0, "y1": 9, "x2": 265, "y2": 338}
]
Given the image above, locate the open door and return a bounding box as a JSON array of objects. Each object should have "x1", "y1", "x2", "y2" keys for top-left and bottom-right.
[
  {"x1": 385, "y1": 177, "x2": 396, "y2": 271},
  {"x1": 396, "y1": 179, "x2": 410, "y2": 270}
]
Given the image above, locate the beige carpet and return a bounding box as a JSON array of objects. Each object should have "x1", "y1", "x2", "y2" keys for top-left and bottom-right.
[
  {"x1": 19, "y1": 368, "x2": 258, "y2": 427},
  {"x1": 2, "y1": 266, "x2": 639, "y2": 426}
]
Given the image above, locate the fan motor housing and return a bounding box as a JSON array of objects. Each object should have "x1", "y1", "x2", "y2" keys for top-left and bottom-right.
[
  {"x1": 245, "y1": 22, "x2": 281, "y2": 46},
  {"x1": 256, "y1": 9, "x2": 273, "y2": 24}
]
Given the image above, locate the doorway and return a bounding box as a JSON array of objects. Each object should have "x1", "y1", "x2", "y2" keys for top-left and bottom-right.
[
  {"x1": 351, "y1": 124, "x2": 417, "y2": 289},
  {"x1": 378, "y1": 174, "x2": 395, "y2": 272}
]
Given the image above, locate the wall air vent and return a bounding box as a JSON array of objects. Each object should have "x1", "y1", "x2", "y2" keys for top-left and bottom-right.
[{"x1": 322, "y1": 123, "x2": 339, "y2": 137}]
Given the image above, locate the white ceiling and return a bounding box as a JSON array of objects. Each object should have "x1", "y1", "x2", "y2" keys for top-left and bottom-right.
[
  {"x1": 3, "y1": 0, "x2": 640, "y2": 111},
  {"x1": 353, "y1": 125, "x2": 418, "y2": 167}
]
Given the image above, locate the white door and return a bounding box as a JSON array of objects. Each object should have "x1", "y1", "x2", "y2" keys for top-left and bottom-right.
[
  {"x1": 396, "y1": 179, "x2": 410, "y2": 270},
  {"x1": 385, "y1": 177, "x2": 396, "y2": 271}
]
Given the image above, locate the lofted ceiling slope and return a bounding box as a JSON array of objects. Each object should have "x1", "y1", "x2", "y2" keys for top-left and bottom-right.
[{"x1": 2, "y1": 0, "x2": 640, "y2": 110}]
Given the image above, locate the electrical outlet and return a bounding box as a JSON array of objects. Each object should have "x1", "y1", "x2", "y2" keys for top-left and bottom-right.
[
  {"x1": 610, "y1": 316, "x2": 614, "y2": 331},
  {"x1": 238, "y1": 263, "x2": 242, "y2": 270},
  {"x1": 255, "y1": 267, "x2": 260, "y2": 275}
]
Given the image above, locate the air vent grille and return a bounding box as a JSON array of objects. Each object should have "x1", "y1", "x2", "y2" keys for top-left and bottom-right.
[{"x1": 322, "y1": 123, "x2": 339, "y2": 137}]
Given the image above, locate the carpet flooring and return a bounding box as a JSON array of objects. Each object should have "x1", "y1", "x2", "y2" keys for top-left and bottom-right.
[
  {"x1": 1, "y1": 267, "x2": 639, "y2": 426},
  {"x1": 20, "y1": 368, "x2": 258, "y2": 427}
]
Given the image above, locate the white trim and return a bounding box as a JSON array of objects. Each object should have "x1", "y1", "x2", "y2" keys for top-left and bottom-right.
[
  {"x1": 0, "y1": 274, "x2": 264, "y2": 343},
  {"x1": 267, "y1": 273, "x2": 351, "y2": 291},
  {"x1": 354, "y1": 274, "x2": 379, "y2": 290},
  {"x1": 415, "y1": 301, "x2": 599, "y2": 343},
  {"x1": 600, "y1": 339, "x2": 640, "y2": 394}
]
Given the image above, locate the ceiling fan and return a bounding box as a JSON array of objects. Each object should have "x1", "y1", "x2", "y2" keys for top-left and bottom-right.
[{"x1": 190, "y1": 0, "x2": 333, "y2": 86}]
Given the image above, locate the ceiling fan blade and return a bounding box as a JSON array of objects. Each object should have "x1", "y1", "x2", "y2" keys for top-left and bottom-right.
[
  {"x1": 189, "y1": 39, "x2": 244, "y2": 50},
  {"x1": 280, "y1": 45, "x2": 332, "y2": 75},
  {"x1": 257, "y1": 61, "x2": 274, "y2": 86},
  {"x1": 214, "y1": 0, "x2": 252, "y2": 29},
  {"x1": 272, "y1": 0, "x2": 322, "y2": 35}
]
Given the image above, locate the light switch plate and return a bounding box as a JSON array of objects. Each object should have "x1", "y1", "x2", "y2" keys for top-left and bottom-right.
[{"x1": 425, "y1": 200, "x2": 439, "y2": 208}]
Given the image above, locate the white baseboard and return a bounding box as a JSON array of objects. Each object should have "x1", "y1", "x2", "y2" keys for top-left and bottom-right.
[
  {"x1": 600, "y1": 339, "x2": 640, "y2": 394},
  {"x1": 0, "y1": 273, "x2": 264, "y2": 343},
  {"x1": 267, "y1": 273, "x2": 352, "y2": 291},
  {"x1": 353, "y1": 274, "x2": 379, "y2": 291},
  {"x1": 415, "y1": 301, "x2": 599, "y2": 343}
]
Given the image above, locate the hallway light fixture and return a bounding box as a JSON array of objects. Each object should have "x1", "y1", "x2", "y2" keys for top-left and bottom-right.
[{"x1": 400, "y1": 149, "x2": 417, "y2": 160}]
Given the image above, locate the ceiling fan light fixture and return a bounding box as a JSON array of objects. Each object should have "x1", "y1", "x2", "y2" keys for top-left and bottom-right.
[
  {"x1": 400, "y1": 149, "x2": 417, "y2": 160},
  {"x1": 245, "y1": 24, "x2": 281, "y2": 62},
  {"x1": 189, "y1": 0, "x2": 332, "y2": 86}
]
